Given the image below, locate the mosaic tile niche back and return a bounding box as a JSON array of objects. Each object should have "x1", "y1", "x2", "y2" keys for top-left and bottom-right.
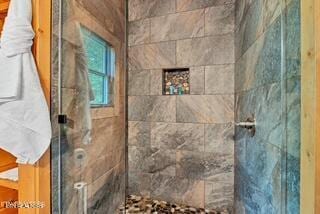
[{"x1": 163, "y1": 68, "x2": 190, "y2": 95}]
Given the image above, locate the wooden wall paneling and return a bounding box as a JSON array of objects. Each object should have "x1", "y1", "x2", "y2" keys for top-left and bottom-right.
[
  {"x1": 301, "y1": 0, "x2": 320, "y2": 213},
  {"x1": 18, "y1": 0, "x2": 51, "y2": 214}
]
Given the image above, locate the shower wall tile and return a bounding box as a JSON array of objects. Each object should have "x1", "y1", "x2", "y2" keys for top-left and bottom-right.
[
  {"x1": 177, "y1": 95, "x2": 234, "y2": 123},
  {"x1": 150, "y1": 9, "x2": 205, "y2": 42},
  {"x1": 128, "y1": 172, "x2": 152, "y2": 197},
  {"x1": 128, "y1": 19, "x2": 151, "y2": 46},
  {"x1": 243, "y1": 142, "x2": 281, "y2": 213},
  {"x1": 128, "y1": 70, "x2": 150, "y2": 95},
  {"x1": 128, "y1": 0, "x2": 235, "y2": 210},
  {"x1": 235, "y1": 0, "x2": 281, "y2": 59},
  {"x1": 235, "y1": 17, "x2": 281, "y2": 92},
  {"x1": 81, "y1": 0, "x2": 125, "y2": 40},
  {"x1": 128, "y1": 96, "x2": 176, "y2": 122},
  {"x1": 128, "y1": 0, "x2": 176, "y2": 21},
  {"x1": 235, "y1": 83, "x2": 282, "y2": 148},
  {"x1": 286, "y1": 77, "x2": 301, "y2": 158},
  {"x1": 204, "y1": 123, "x2": 234, "y2": 153},
  {"x1": 205, "y1": 172, "x2": 234, "y2": 210},
  {"x1": 177, "y1": 34, "x2": 235, "y2": 66},
  {"x1": 205, "y1": 4, "x2": 235, "y2": 36},
  {"x1": 234, "y1": 0, "x2": 254, "y2": 29},
  {"x1": 150, "y1": 174, "x2": 205, "y2": 208},
  {"x1": 128, "y1": 42, "x2": 176, "y2": 70},
  {"x1": 88, "y1": 163, "x2": 126, "y2": 213},
  {"x1": 205, "y1": 64, "x2": 234, "y2": 94},
  {"x1": 190, "y1": 66, "x2": 205, "y2": 95},
  {"x1": 128, "y1": 121, "x2": 151, "y2": 147},
  {"x1": 176, "y1": 151, "x2": 234, "y2": 181},
  {"x1": 235, "y1": 0, "x2": 301, "y2": 211},
  {"x1": 286, "y1": 153, "x2": 300, "y2": 213},
  {"x1": 285, "y1": 0, "x2": 301, "y2": 78},
  {"x1": 128, "y1": 146, "x2": 176, "y2": 176},
  {"x1": 176, "y1": 0, "x2": 235, "y2": 12},
  {"x1": 150, "y1": 122, "x2": 205, "y2": 152},
  {"x1": 149, "y1": 69, "x2": 163, "y2": 95}
]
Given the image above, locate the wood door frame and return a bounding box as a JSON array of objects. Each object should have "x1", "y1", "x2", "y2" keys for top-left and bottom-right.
[
  {"x1": 18, "y1": 0, "x2": 51, "y2": 214},
  {"x1": 301, "y1": 0, "x2": 320, "y2": 213}
]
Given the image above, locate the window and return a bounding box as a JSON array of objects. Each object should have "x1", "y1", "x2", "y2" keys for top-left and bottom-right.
[{"x1": 81, "y1": 26, "x2": 116, "y2": 107}]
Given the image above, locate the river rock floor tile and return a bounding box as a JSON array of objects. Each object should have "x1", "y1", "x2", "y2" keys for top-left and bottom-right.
[{"x1": 119, "y1": 195, "x2": 230, "y2": 214}]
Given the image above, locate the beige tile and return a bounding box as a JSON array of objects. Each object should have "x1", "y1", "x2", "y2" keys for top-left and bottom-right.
[
  {"x1": 129, "y1": 42, "x2": 176, "y2": 70},
  {"x1": 150, "y1": 9, "x2": 204, "y2": 42},
  {"x1": 177, "y1": 95, "x2": 234, "y2": 123},
  {"x1": 205, "y1": 4, "x2": 235, "y2": 36},
  {"x1": 128, "y1": 96, "x2": 176, "y2": 122},
  {"x1": 150, "y1": 69, "x2": 163, "y2": 95},
  {"x1": 128, "y1": 0, "x2": 176, "y2": 21},
  {"x1": 176, "y1": 0, "x2": 234, "y2": 12},
  {"x1": 129, "y1": 19, "x2": 151, "y2": 46},
  {"x1": 205, "y1": 64, "x2": 234, "y2": 94},
  {"x1": 177, "y1": 35, "x2": 234, "y2": 66},
  {"x1": 128, "y1": 70, "x2": 150, "y2": 95},
  {"x1": 190, "y1": 66, "x2": 205, "y2": 95},
  {"x1": 205, "y1": 172, "x2": 234, "y2": 210}
]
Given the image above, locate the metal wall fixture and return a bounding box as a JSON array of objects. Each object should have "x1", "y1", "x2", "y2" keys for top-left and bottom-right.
[{"x1": 236, "y1": 116, "x2": 256, "y2": 137}]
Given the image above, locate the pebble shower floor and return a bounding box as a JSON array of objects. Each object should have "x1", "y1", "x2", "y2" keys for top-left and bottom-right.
[{"x1": 119, "y1": 195, "x2": 231, "y2": 214}]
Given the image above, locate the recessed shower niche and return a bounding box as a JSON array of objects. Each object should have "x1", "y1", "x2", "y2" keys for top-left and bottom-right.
[{"x1": 163, "y1": 68, "x2": 190, "y2": 95}]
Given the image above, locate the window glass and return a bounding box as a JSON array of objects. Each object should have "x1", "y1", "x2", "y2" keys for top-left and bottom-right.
[{"x1": 81, "y1": 26, "x2": 115, "y2": 107}]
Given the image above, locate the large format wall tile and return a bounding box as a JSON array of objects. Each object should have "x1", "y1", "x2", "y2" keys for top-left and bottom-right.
[
  {"x1": 190, "y1": 67, "x2": 205, "y2": 95},
  {"x1": 235, "y1": 17, "x2": 281, "y2": 92},
  {"x1": 128, "y1": 0, "x2": 236, "y2": 210},
  {"x1": 205, "y1": 4, "x2": 235, "y2": 36},
  {"x1": 205, "y1": 123, "x2": 234, "y2": 153},
  {"x1": 128, "y1": 146, "x2": 176, "y2": 175},
  {"x1": 205, "y1": 172, "x2": 234, "y2": 210},
  {"x1": 176, "y1": 0, "x2": 235, "y2": 12},
  {"x1": 128, "y1": 19, "x2": 151, "y2": 46},
  {"x1": 151, "y1": 123, "x2": 205, "y2": 152},
  {"x1": 129, "y1": 42, "x2": 176, "y2": 70},
  {"x1": 150, "y1": 174, "x2": 205, "y2": 208},
  {"x1": 177, "y1": 95, "x2": 234, "y2": 123},
  {"x1": 150, "y1": 9, "x2": 204, "y2": 42},
  {"x1": 128, "y1": 121, "x2": 151, "y2": 147},
  {"x1": 235, "y1": 83, "x2": 282, "y2": 148},
  {"x1": 128, "y1": 96, "x2": 176, "y2": 122},
  {"x1": 177, "y1": 34, "x2": 234, "y2": 66},
  {"x1": 128, "y1": 0, "x2": 176, "y2": 21},
  {"x1": 149, "y1": 69, "x2": 163, "y2": 95},
  {"x1": 205, "y1": 65, "x2": 234, "y2": 94},
  {"x1": 285, "y1": 0, "x2": 301, "y2": 78},
  {"x1": 88, "y1": 164, "x2": 126, "y2": 214},
  {"x1": 128, "y1": 172, "x2": 152, "y2": 196},
  {"x1": 176, "y1": 151, "x2": 234, "y2": 181},
  {"x1": 128, "y1": 70, "x2": 150, "y2": 95},
  {"x1": 235, "y1": 0, "x2": 281, "y2": 59}
]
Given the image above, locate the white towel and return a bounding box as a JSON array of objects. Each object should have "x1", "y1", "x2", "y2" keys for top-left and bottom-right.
[{"x1": 0, "y1": 0, "x2": 51, "y2": 164}]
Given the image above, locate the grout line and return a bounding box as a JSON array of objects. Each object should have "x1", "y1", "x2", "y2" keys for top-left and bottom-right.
[
  {"x1": 128, "y1": 32, "x2": 234, "y2": 48},
  {"x1": 128, "y1": 63, "x2": 236, "y2": 72}
]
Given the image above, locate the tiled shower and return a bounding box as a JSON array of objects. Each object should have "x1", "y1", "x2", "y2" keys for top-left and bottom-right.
[{"x1": 51, "y1": 0, "x2": 301, "y2": 213}]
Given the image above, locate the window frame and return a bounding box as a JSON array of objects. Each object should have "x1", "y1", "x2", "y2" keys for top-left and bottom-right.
[{"x1": 75, "y1": 9, "x2": 121, "y2": 119}]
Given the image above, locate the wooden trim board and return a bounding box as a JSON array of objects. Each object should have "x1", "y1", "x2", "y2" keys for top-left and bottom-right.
[
  {"x1": 301, "y1": 0, "x2": 320, "y2": 213},
  {"x1": 18, "y1": 0, "x2": 51, "y2": 214}
]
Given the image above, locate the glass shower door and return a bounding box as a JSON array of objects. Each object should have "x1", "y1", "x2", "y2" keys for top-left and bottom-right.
[
  {"x1": 234, "y1": 0, "x2": 301, "y2": 213},
  {"x1": 51, "y1": 0, "x2": 127, "y2": 213}
]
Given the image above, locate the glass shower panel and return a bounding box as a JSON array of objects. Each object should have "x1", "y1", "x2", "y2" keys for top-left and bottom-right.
[
  {"x1": 51, "y1": 0, "x2": 126, "y2": 213},
  {"x1": 234, "y1": 0, "x2": 301, "y2": 213}
]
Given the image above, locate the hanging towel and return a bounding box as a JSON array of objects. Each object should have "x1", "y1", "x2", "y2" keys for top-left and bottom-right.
[{"x1": 0, "y1": 0, "x2": 52, "y2": 164}]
